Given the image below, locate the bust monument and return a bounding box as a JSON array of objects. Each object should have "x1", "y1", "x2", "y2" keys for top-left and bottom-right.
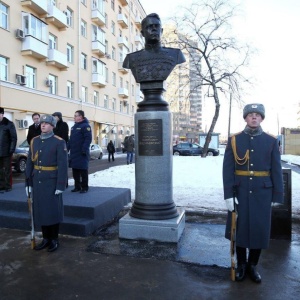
[{"x1": 123, "y1": 13, "x2": 186, "y2": 91}]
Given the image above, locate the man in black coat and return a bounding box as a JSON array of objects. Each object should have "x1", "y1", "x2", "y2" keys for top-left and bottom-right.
[
  {"x1": 0, "y1": 107, "x2": 17, "y2": 192},
  {"x1": 26, "y1": 113, "x2": 41, "y2": 144},
  {"x1": 107, "y1": 140, "x2": 115, "y2": 162},
  {"x1": 52, "y1": 112, "x2": 69, "y2": 143}
]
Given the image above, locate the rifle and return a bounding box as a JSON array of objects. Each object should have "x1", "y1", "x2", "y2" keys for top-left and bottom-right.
[
  {"x1": 230, "y1": 186, "x2": 238, "y2": 281},
  {"x1": 27, "y1": 187, "x2": 35, "y2": 249}
]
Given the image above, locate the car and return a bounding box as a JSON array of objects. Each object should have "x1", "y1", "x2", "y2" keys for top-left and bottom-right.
[
  {"x1": 12, "y1": 140, "x2": 29, "y2": 173},
  {"x1": 90, "y1": 143, "x2": 103, "y2": 160},
  {"x1": 121, "y1": 136, "x2": 129, "y2": 153},
  {"x1": 173, "y1": 142, "x2": 219, "y2": 156}
]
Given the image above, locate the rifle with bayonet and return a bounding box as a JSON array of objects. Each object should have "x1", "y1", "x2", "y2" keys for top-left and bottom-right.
[
  {"x1": 27, "y1": 187, "x2": 35, "y2": 249},
  {"x1": 230, "y1": 186, "x2": 238, "y2": 281}
]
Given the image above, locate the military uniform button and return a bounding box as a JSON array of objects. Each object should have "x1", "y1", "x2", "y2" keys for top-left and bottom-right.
[
  {"x1": 250, "y1": 191, "x2": 252, "y2": 193},
  {"x1": 251, "y1": 149, "x2": 254, "y2": 152},
  {"x1": 250, "y1": 177, "x2": 253, "y2": 180}
]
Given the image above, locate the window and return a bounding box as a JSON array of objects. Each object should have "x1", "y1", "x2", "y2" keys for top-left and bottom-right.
[
  {"x1": 111, "y1": 21, "x2": 115, "y2": 35},
  {"x1": 22, "y1": 13, "x2": 47, "y2": 42},
  {"x1": 81, "y1": 0, "x2": 87, "y2": 5},
  {"x1": 112, "y1": 72, "x2": 116, "y2": 86},
  {"x1": 0, "y1": 2, "x2": 8, "y2": 29},
  {"x1": 105, "y1": 67, "x2": 109, "y2": 82},
  {"x1": 67, "y1": 44, "x2": 74, "y2": 63},
  {"x1": 65, "y1": 7, "x2": 73, "y2": 27},
  {"x1": 81, "y1": 86, "x2": 87, "y2": 102},
  {"x1": 119, "y1": 47, "x2": 123, "y2": 62},
  {"x1": 111, "y1": 0, "x2": 115, "y2": 11},
  {"x1": 112, "y1": 98, "x2": 116, "y2": 110},
  {"x1": 81, "y1": 19, "x2": 87, "y2": 37},
  {"x1": 67, "y1": 81, "x2": 74, "y2": 98},
  {"x1": 104, "y1": 94, "x2": 109, "y2": 109},
  {"x1": 119, "y1": 101, "x2": 123, "y2": 112},
  {"x1": 48, "y1": 33, "x2": 57, "y2": 49},
  {"x1": 105, "y1": 40, "x2": 108, "y2": 53},
  {"x1": 126, "y1": 81, "x2": 129, "y2": 90},
  {"x1": 120, "y1": 77, "x2": 123, "y2": 88},
  {"x1": 94, "y1": 91, "x2": 99, "y2": 106},
  {"x1": 92, "y1": 25, "x2": 105, "y2": 44},
  {"x1": 81, "y1": 53, "x2": 87, "y2": 70},
  {"x1": 112, "y1": 46, "x2": 116, "y2": 60},
  {"x1": 0, "y1": 55, "x2": 8, "y2": 81},
  {"x1": 25, "y1": 65, "x2": 36, "y2": 89},
  {"x1": 132, "y1": 84, "x2": 135, "y2": 96},
  {"x1": 93, "y1": 0, "x2": 104, "y2": 13},
  {"x1": 105, "y1": 13, "x2": 108, "y2": 27},
  {"x1": 126, "y1": 103, "x2": 129, "y2": 114},
  {"x1": 48, "y1": 74, "x2": 57, "y2": 95}
]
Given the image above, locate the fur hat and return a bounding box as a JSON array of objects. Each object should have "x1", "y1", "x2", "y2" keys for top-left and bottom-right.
[
  {"x1": 52, "y1": 112, "x2": 62, "y2": 119},
  {"x1": 243, "y1": 103, "x2": 265, "y2": 119},
  {"x1": 0, "y1": 107, "x2": 4, "y2": 114},
  {"x1": 40, "y1": 114, "x2": 57, "y2": 127}
]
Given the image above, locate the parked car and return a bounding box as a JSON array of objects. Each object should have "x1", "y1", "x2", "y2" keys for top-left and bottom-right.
[
  {"x1": 173, "y1": 142, "x2": 219, "y2": 156},
  {"x1": 12, "y1": 140, "x2": 29, "y2": 173},
  {"x1": 121, "y1": 136, "x2": 129, "y2": 153},
  {"x1": 90, "y1": 144, "x2": 103, "y2": 160}
]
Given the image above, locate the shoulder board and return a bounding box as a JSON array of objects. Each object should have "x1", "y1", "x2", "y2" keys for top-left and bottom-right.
[
  {"x1": 265, "y1": 132, "x2": 277, "y2": 139},
  {"x1": 54, "y1": 135, "x2": 63, "y2": 140},
  {"x1": 230, "y1": 131, "x2": 243, "y2": 138},
  {"x1": 32, "y1": 136, "x2": 39, "y2": 143}
]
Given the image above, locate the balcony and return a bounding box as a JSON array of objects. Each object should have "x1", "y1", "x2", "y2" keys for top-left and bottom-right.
[
  {"x1": 119, "y1": 0, "x2": 129, "y2": 6},
  {"x1": 46, "y1": 4, "x2": 68, "y2": 31},
  {"x1": 47, "y1": 49, "x2": 68, "y2": 70},
  {"x1": 21, "y1": 36, "x2": 48, "y2": 60},
  {"x1": 118, "y1": 37, "x2": 128, "y2": 49},
  {"x1": 118, "y1": 88, "x2": 129, "y2": 98},
  {"x1": 92, "y1": 73, "x2": 106, "y2": 87},
  {"x1": 135, "y1": 35, "x2": 143, "y2": 46},
  {"x1": 21, "y1": 0, "x2": 47, "y2": 16},
  {"x1": 118, "y1": 62, "x2": 128, "y2": 74},
  {"x1": 117, "y1": 14, "x2": 128, "y2": 29},
  {"x1": 92, "y1": 40, "x2": 105, "y2": 57},
  {"x1": 91, "y1": 8, "x2": 105, "y2": 27},
  {"x1": 135, "y1": 16, "x2": 142, "y2": 30}
]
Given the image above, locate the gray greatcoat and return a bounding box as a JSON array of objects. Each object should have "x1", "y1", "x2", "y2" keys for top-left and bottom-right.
[
  {"x1": 223, "y1": 127, "x2": 284, "y2": 249},
  {"x1": 25, "y1": 134, "x2": 68, "y2": 227}
]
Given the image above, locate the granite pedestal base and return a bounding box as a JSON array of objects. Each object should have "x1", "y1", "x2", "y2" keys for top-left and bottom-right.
[{"x1": 119, "y1": 208, "x2": 185, "y2": 243}]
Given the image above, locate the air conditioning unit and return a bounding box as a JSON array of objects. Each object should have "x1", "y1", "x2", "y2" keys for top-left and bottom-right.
[
  {"x1": 16, "y1": 74, "x2": 27, "y2": 85},
  {"x1": 120, "y1": 130, "x2": 123, "y2": 134},
  {"x1": 15, "y1": 29, "x2": 25, "y2": 40},
  {"x1": 123, "y1": 100, "x2": 128, "y2": 106},
  {"x1": 105, "y1": 53, "x2": 111, "y2": 59},
  {"x1": 102, "y1": 129, "x2": 106, "y2": 133},
  {"x1": 18, "y1": 119, "x2": 29, "y2": 129},
  {"x1": 45, "y1": 79, "x2": 53, "y2": 87},
  {"x1": 111, "y1": 129, "x2": 115, "y2": 134}
]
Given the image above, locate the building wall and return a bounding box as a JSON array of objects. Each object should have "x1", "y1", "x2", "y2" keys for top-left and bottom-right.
[{"x1": 0, "y1": 0, "x2": 146, "y2": 149}]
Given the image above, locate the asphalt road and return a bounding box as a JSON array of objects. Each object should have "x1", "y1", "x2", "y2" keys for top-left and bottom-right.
[{"x1": 12, "y1": 153, "x2": 130, "y2": 185}]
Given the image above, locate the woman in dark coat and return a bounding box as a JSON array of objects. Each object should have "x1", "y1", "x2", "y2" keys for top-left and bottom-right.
[
  {"x1": 25, "y1": 114, "x2": 68, "y2": 252},
  {"x1": 107, "y1": 140, "x2": 115, "y2": 162},
  {"x1": 223, "y1": 103, "x2": 283, "y2": 283}
]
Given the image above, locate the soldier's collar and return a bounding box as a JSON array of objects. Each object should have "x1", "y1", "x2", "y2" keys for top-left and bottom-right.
[
  {"x1": 40, "y1": 132, "x2": 54, "y2": 140},
  {"x1": 243, "y1": 125, "x2": 263, "y2": 136},
  {"x1": 145, "y1": 42, "x2": 162, "y2": 51}
]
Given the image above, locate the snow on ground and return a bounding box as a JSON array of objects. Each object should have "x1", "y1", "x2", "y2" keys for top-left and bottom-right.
[{"x1": 69, "y1": 150, "x2": 300, "y2": 216}]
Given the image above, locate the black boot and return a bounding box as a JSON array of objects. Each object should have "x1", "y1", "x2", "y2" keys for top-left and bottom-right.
[
  {"x1": 34, "y1": 239, "x2": 50, "y2": 250},
  {"x1": 48, "y1": 239, "x2": 59, "y2": 252},
  {"x1": 235, "y1": 263, "x2": 247, "y2": 281},
  {"x1": 248, "y1": 264, "x2": 262, "y2": 283}
]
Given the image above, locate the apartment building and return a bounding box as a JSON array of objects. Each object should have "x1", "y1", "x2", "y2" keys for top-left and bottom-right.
[{"x1": 0, "y1": 0, "x2": 146, "y2": 150}]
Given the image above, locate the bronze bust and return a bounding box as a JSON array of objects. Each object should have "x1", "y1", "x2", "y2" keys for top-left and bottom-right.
[{"x1": 123, "y1": 13, "x2": 186, "y2": 90}]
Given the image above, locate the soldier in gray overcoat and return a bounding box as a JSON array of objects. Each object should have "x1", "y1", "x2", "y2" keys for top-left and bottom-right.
[
  {"x1": 223, "y1": 103, "x2": 283, "y2": 283},
  {"x1": 25, "y1": 115, "x2": 68, "y2": 252}
]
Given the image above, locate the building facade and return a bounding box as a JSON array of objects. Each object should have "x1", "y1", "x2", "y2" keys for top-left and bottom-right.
[{"x1": 0, "y1": 0, "x2": 146, "y2": 150}]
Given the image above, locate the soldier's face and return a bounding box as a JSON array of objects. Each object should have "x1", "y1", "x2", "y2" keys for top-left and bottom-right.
[
  {"x1": 141, "y1": 17, "x2": 162, "y2": 44},
  {"x1": 41, "y1": 122, "x2": 53, "y2": 133},
  {"x1": 245, "y1": 113, "x2": 263, "y2": 129}
]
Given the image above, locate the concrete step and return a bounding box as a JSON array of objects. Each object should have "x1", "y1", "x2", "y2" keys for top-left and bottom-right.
[{"x1": 0, "y1": 184, "x2": 131, "y2": 236}]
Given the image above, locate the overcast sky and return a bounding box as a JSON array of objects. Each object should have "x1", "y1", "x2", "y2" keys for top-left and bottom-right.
[{"x1": 139, "y1": 0, "x2": 300, "y2": 136}]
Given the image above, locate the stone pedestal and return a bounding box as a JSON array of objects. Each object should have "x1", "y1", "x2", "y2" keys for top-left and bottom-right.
[{"x1": 119, "y1": 208, "x2": 185, "y2": 243}]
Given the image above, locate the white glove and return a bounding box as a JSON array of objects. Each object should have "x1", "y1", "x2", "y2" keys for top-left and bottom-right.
[
  {"x1": 225, "y1": 197, "x2": 239, "y2": 212},
  {"x1": 25, "y1": 186, "x2": 32, "y2": 197},
  {"x1": 55, "y1": 190, "x2": 63, "y2": 195}
]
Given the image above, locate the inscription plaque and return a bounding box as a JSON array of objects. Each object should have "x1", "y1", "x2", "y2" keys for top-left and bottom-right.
[{"x1": 138, "y1": 119, "x2": 163, "y2": 156}]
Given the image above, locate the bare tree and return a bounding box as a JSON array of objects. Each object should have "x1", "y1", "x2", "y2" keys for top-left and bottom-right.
[{"x1": 165, "y1": 0, "x2": 253, "y2": 156}]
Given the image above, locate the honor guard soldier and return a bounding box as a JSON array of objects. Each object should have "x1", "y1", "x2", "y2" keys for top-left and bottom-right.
[
  {"x1": 223, "y1": 103, "x2": 284, "y2": 283},
  {"x1": 25, "y1": 114, "x2": 68, "y2": 252}
]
